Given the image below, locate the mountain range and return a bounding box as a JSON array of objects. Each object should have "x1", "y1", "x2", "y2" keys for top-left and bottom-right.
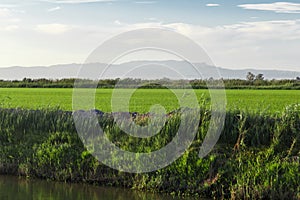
[{"x1": 0, "y1": 61, "x2": 299, "y2": 80}]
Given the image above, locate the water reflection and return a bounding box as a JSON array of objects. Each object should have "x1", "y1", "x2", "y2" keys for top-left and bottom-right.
[{"x1": 0, "y1": 176, "x2": 196, "y2": 200}]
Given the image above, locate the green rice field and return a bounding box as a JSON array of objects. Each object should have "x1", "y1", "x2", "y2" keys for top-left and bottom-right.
[
  {"x1": 1, "y1": 88, "x2": 300, "y2": 199},
  {"x1": 0, "y1": 88, "x2": 299, "y2": 113}
]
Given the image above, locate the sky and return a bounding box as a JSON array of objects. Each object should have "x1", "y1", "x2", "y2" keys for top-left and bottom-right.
[{"x1": 0, "y1": 0, "x2": 300, "y2": 71}]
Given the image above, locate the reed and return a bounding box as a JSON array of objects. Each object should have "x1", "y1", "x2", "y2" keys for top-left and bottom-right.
[{"x1": 0, "y1": 105, "x2": 299, "y2": 199}]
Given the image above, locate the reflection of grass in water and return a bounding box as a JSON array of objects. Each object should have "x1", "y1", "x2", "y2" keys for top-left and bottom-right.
[{"x1": 0, "y1": 175, "x2": 184, "y2": 200}]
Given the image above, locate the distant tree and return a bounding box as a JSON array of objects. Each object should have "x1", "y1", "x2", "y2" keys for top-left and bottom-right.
[
  {"x1": 246, "y1": 72, "x2": 255, "y2": 81},
  {"x1": 255, "y1": 74, "x2": 264, "y2": 81},
  {"x1": 22, "y1": 77, "x2": 33, "y2": 83}
]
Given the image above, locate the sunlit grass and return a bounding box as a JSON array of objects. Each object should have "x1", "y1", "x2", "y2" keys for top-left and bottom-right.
[{"x1": 0, "y1": 88, "x2": 299, "y2": 113}]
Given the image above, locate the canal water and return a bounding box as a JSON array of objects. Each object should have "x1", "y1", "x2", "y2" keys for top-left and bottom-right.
[{"x1": 0, "y1": 175, "x2": 197, "y2": 200}]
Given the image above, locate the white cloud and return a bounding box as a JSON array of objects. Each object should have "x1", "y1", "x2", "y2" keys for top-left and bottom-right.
[
  {"x1": 35, "y1": 23, "x2": 71, "y2": 34},
  {"x1": 114, "y1": 20, "x2": 122, "y2": 25},
  {"x1": 43, "y1": 0, "x2": 114, "y2": 3},
  {"x1": 206, "y1": 3, "x2": 220, "y2": 7},
  {"x1": 0, "y1": 7, "x2": 21, "y2": 23},
  {"x1": 103, "y1": 19, "x2": 300, "y2": 42},
  {"x1": 238, "y1": 2, "x2": 300, "y2": 14},
  {"x1": 113, "y1": 19, "x2": 300, "y2": 69},
  {"x1": 2, "y1": 18, "x2": 300, "y2": 70},
  {"x1": 0, "y1": 4, "x2": 25, "y2": 16},
  {"x1": 163, "y1": 20, "x2": 300, "y2": 44},
  {"x1": 158, "y1": 20, "x2": 300, "y2": 70},
  {"x1": 47, "y1": 6, "x2": 61, "y2": 12},
  {"x1": 222, "y1": 20, "x2": 300, "y2": 40},
  {"x1": 135, "y1": 1, "x2": 156, "y2": 4},
  {"x1": 0, "y1": 8, "x2": 12, "y2": 17},
  {"x1": 0, "y1": 25, "x2": 18, "y2": 32},
  {"x1": 145, "y1": 17, "x2": 157, "y2": 21},
  {"x1": 0, "y1": 4, "x2": 17, "y2": 8},
  {"x1": 3, "y1": 25, "x2": 19, "y2": 31}
]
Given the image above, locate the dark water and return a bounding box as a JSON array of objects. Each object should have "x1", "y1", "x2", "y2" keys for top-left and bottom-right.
[{"x1": 0, "y1": 175, "x2": 197, "y2": 200}]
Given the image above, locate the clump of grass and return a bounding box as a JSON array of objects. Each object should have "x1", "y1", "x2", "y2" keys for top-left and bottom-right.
[{"x1": 0, "y1": 105, "x2": 299, "y2": 199}]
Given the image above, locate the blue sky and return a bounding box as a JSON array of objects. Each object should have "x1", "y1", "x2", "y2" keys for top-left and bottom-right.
[{"x1": 1, "y1": 0, "x2": 300, "y2": 71}]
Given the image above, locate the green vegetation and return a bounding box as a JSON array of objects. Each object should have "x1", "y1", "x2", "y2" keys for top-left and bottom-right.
[
  {"x1": 0, "y1": 88, "x2": 299, "y2": 113},
  {"x1": 0, "y1": 86, "x2": 299, "y2": 198},
  {"x1": 0, "y1": 77, "x2": 300, "y2": 89},
  {"x1": 0, "y1": 105, "x2": 299, "y2": 199}
]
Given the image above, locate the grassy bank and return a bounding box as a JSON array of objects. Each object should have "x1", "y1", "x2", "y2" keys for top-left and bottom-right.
[{"x1": 0, "y1": 106, "x2": 299, "y2": 199}]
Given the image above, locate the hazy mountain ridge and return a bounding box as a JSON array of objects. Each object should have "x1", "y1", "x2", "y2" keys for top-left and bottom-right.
[{"x1": 0, "y1": 61, "x2": 299, "y2": 80}]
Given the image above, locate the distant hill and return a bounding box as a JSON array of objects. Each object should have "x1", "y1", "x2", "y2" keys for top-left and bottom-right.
[{"x1": 0, "y1": 61, "x2": 299, "y2": 80}]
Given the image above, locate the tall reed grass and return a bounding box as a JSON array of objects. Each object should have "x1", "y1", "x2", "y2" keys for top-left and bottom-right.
[{"x1": 0, "y1": 105, "x2": 299, "y2": 199}]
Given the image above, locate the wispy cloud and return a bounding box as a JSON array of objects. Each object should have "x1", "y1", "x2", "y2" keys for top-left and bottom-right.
[
  {"x1": 35, "y1": 23, "x2": 71, "y2": 34},
  {"x1": 145, "y1": 17, "x2": 158, "y2": 21},
  {"x1": 0, "y1": 7, "x2": 21, "y2": 33},
  {"x1": 0, "y1": 8, "x2": 11, "y2": 17},
  {"x1": 89, "y1": 20, "x2": 300, "y2": 69},
  {"x1": 135, "y1": 1, "x2": 156, "y2": 4},
  {"x1": 114, "y1": 19, "x2": 122, "y2": 25},
  {"x1": 159, "y1": 20, "x2": 300, "y2": 69},
  {"x1": 206, "y1": 3, "x2": 220, "y2": 7},
  {"x1": 112, "y1": 19, "x2": 300, "y2": 41},
  {"x1": 43, "y1": 0, "x2": 115, "y2": 4},
  {"x1": 0, "y1": 4, "x2": 17, "y2": 8},
  {"x1": 0, "y1": 7, "x2": 22, "y2": 24},
  {"x1": 3, "y1": 19, "x2": 300, "y2": 70},
  {"x1": 238, "y1": 2, "x2": 300, "y2": 14},
  {"x1": 47, "y1": 6, "x2": 61, "y2": 12},
  {"x1": 2, "y1": 25, "x2": 19, "y2": 31}
]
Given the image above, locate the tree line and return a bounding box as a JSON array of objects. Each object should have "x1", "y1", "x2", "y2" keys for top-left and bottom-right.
[{"x1": 0, "y1": 73, "x2": 299, "y2": 89}]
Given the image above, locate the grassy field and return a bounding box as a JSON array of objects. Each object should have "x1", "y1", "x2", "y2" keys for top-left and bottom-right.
[
  {"x1": 0, "y1": 88, "x2": 299, "y2": 198},
  {"x1": 0, "y1": 88, "x2": 299, "y2": 113}
]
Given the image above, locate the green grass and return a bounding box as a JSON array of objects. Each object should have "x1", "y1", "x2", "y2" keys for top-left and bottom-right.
[
  {"x1": 0, "y1": 88, "x2": 299, "y2": 113},
  {"x1": 0, "y1": 105, "x2": 299, "y2": 199}
]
